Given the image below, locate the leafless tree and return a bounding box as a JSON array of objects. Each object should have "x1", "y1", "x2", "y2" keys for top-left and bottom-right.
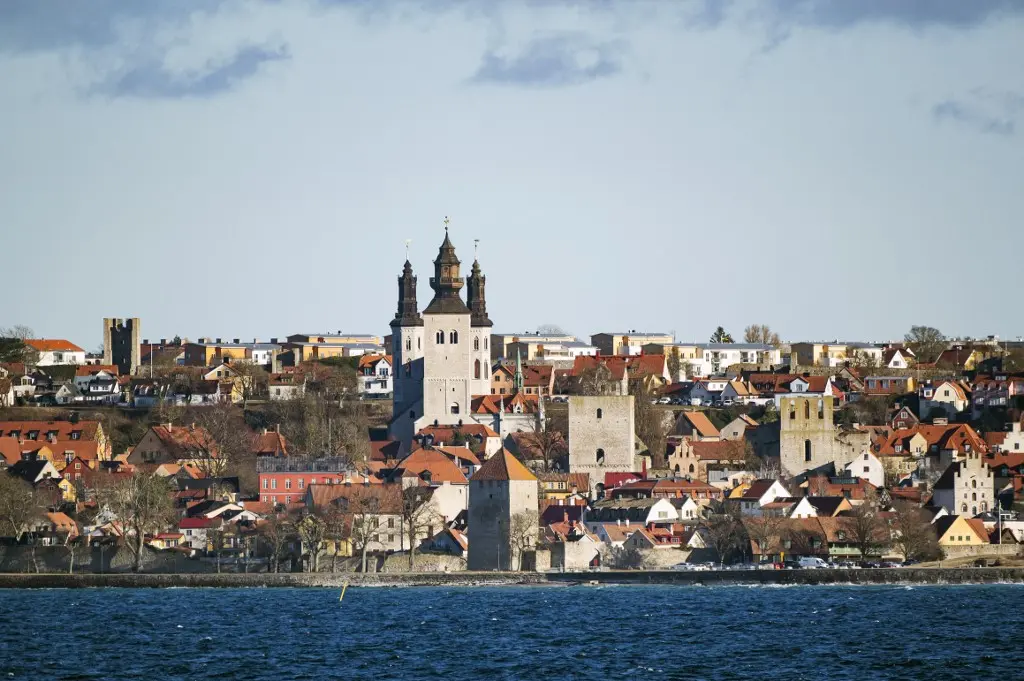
[
  {"x1": 0, "y1": 474, "x2": 43, "y2": 543},
  {"x1": 231, "y1": 360, "x2": 269, "y2": 408},
  {"x1": 524, "y1": 407, "x2": 567, "y2": 472},
  {"x1": 631, "y1": 376, "x2": 670, "y2": 468},
  {"x1": 57, "y1": 530, "x2": 89, "y2": 575},
  {"x1": 258, "y1": 512, "x2": 294, "y2": 573},
  {"x1": 904, "y1": 326, "x2": 946, "y2": 364},
  {"x1": 889, "y1": 501, "x2": 941, "y2": 562},
  {"x1": 745, "y1": 514, "x2": 785, "y2": 561},
  {"x1": 576, "y1": 364, "x2": 614, "y2": 396},
  {"x1": 93, "y1": 473, "x2": 176, "y2": 573},
  {"x1": 400, "y1": 486, "x2": 441, "y2": 571},
  {"x1": 705, "y1": 510, "x2": 743, "y2": 566},
  {"x1": 297, "y1": 511, "x2": 328, "y2": 573},
  {"x1": 846, "y1": 489, "x2": 888, "y2": 562},
  {"x1": 505, "y1": 511, "x2": 538, "y2": 571},
  {"x1": 743, "y1": 324, "x2": 781, "y2": 348},
  {"x1": 321, "y1": 504, "x2": 349, "y2": 573}
]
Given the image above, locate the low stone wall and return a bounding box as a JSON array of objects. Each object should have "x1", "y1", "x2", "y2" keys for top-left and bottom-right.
[
  {"x1": 3, "y1": 567, "x2": 1024, "y2": 589},
  {"x1": 942, "y1": 545, "x2": 1021, "y2": 561}
]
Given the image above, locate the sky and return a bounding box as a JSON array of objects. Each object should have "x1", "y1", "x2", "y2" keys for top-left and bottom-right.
[{"x1": 2, "y1": 0, "x2": 1023, "y2": 350}]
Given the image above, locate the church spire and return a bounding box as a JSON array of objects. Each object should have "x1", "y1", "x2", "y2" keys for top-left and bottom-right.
[
  {"x1": 466, "y1": 238, "x2": 492, "y2": 328},
  {"x1": 513, "y1": 348, "x2": 524, "y2": 393},
  {"x1": 423, "y1": 217, "x2": 470, "y2": 315},
  {"x1": 391, "y1": 250, "x2": 423, "y2": 328}
]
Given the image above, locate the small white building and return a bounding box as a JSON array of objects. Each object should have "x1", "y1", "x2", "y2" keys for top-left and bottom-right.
[
  {"x1": 357, "y1": 355, "x2": 393, "y2": 399},
  {"x1": 689, "y1": 344, "x2": 781, "y2": 376},
  {"x1": 844, "y1": 451, "x2": 885, "y2": 488}
]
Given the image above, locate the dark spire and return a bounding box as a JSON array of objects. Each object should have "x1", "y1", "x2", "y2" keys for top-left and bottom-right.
[
  {"x1": 391, "y1": 259, "x2": 423, "y2": 328},
  {"x1": 423, "y1": 218, "x2": 470, "y2": 315},
  {"x1": 466, "y1": 243, "x2": 492, "y2": 327}
]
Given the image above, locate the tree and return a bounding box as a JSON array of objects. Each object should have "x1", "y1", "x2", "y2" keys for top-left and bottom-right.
[
  {"x1": 705, "y1": 510, "x2": 742, "y2": 566},
  {"x1": 57, "y1": 530, "x2": 89, "y2": 575},
  {"x1": 505, "y1": 511, "x2": 538, "y2": 571},
  {"x1": 667, "y1": 347, "x2": 682, "y2": 381},
  {"x1": 322, "y1": 504, "x2": 350, "y2": 573},
  {"x1": 576, "y1": 363, "x2": 614, "y2": 396},
  {"x1": 848, "y1": 349, "x2": 881, "y2": 371},
  {"x1": 524, "y1": 406, "x2": 567, "y2": 472},
  {"x1": 258, "y1": 511, "x2": 294, "y2": 573},
  {"x1": 346, "y1": 488, "x2": 394, "y2": 573},
  {"x1": 743, "y1": 324, "x2": 781, "y2": 348},
  {"x1": 0, "y1": 337, "x2": 39, "y2": 365},
  {"x1": 400, "y1": 486, "x2": 441, "y2": 571},
  {"x1": 846, "y1": 490, "x2": 888, "y2": 563},
  {"x1": 536, "y1": 324, "x2": 569, "y2": 336},
  {"x1": 0, "y1": 473, "x2": 43, "y2": 543},
  {"x1": 206, "y1": 524, "x2": 229, "y2": 573},
  {"x1": 904, "y1": 326, "x2": 946, "y2": 364},
  {"x1": 93, "y1": 473, "x2": 176, "y2": 573},
  {"x1": 231, "y1": 361, "x2": 269, "y2": 408},
  {"x1": 745, "y1": 514, "x2": 785, "y2": 562},
  {"x1": 889, "y1": 501, "x2": 941, "y2": 562},
  {"x1": 297, "y1": 511, "x2": 327, "y2": 573},
  {"x1": 630, "y1": 376, "x2": 670, "y2": 468},
  {"x1": 709, "y1": 327, "x2": 734, "y2": 344}
]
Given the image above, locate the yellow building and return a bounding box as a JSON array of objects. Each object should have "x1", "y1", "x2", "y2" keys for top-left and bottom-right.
[
  {"x1": 183, "y1": 340, "x2": 250, "y2": 366},
  {"x1": 284, "y1": 333, "x2": 384, "y2": 363},
  {"x1": 934, "y1": 515, "x2": 988, "y2": 548}
]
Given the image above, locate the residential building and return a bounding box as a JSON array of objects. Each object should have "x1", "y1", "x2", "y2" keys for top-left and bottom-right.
[
  {"x1": 862, "y1": 376, "x2": 916, "y2": 397},
  {"x1": 490, "y1": 332, "x2": 577, "y2": 361},
  {"x1": 590, "y1": 332, "x2": 674, "y2": 356},
  {"x1": 357, "y1": 354, "x2": 393, "y2": 398},
  {"x1": 688, "y1": 344, "x2": 781, "y2": 376},
  {"x1": 258, "y1": 457, "x2": 370, "y2": 506},
  {"x1": 128, "y1": 423, "x2": 216, "y2": 467},
  {"x1": 24, "y1": 339, "x2": 86, "y2": 366},
  {"x1": 790, "y1": 341, "x2": 881, "y2": 368},
  {"x1": 933, "y1": 515, "x2": 989, "y2": 549},
  {"x1": 843, "y1": 451, "x2": 885, "y2": 488},
  {"x1": 269, "y1": 372, "x2": 305, "y2": 401}
]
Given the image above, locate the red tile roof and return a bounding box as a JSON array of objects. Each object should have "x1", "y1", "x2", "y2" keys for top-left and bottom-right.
[
  {"x1": 679, "y1": 411, "x2": 720, "y2": 438},
  {"x1": 24, "y1": 339, "x2": 84, "y2": 353},
  {"x1": 395, "y1": 448, "x2": 469, "y2": 484},
  {"x1": 571, "y1": 354, "x2": 665, "y2": 381}
]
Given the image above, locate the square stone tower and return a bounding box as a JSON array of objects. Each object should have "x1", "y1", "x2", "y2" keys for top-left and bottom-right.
[
  {"x1": 102, "y1": 317, "x2": 140, "y2": 375},
  {"x1": 779, "y1": 395, "x2": 865, "y2": 476},
  {"x1": 568, "y1": 395, "x2": 636, "y2": 495},
  {"x1": 468, "y1": 449, "x2": 538, "y2": 571}
]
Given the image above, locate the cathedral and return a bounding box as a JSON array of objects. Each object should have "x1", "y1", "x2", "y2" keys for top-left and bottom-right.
[{"x1": 389, "y1": 226, "x2": 495, "y2": 443}]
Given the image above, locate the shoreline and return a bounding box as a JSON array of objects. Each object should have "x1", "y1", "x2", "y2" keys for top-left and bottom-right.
[{"x1": 3, "y1": 567, "x2": 1024, "y2": 589}]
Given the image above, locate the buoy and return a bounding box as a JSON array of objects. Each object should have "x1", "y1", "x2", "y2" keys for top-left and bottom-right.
[{"x1": 340, "y1": 582, "x2": 349, "y2": 602}]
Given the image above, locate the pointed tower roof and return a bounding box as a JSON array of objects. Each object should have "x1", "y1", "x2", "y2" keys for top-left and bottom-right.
[
  {"x1": 471, "y1": 448, "x2": 537, "y2": 482},
  {"x1": 512, "y1": 348, "x2": 524, "y2": 393},
  {"x1": 466, "y1": 243, "x2": 493, "y2": 327},
  {"x1": 391, "y1": 257, "x2": 423, "y2": 328},
  {"x1": 424, "y1": 219, "x2": 470, "y2": 315}
]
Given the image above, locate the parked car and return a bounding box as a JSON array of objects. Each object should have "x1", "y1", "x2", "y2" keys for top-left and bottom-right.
[{"x1": 798, "y1": 557, "x2": 828, "y2": 569}]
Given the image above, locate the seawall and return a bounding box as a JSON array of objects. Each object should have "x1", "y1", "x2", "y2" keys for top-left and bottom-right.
[{"x1": 2, "y1": 567, "x2": 1024, "y2": 589}]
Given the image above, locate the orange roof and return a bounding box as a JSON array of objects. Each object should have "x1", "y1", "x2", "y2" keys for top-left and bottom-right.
[
  {"x1": 0, "y1": 420, "x2": 101, "y2": 442},
  {"x1": 471, "y1": 449, "x2": 537, "y2": 482},
  {"x1": 396, "y1": 448, "x2": 468, "y2": 484},
  {"x1": 571, "y1": 354, "x2": 665, "y2": 381},
  {"x1": 471, "y1": 393, "x2": 539, "y2": 415},
  {"x1": 24, "y1": 339, "x2": 84, "y2": 353},
  {"x1": 965, "y1": 518, "x2": 991, "y2": 544},
  {"x1": 357, "y1": 354, "x2": 391, "y2": 370},
  {"x1": 679, "y1": 411, "x2": 720, "y2": 438},
  {"x1": 151, "y1": 424, "x2": 217, "y2": 458},
  {"x1": 0, "y1": 437, "x2": 20, "y2": 466},
  {"x1": 251, "y1": 430, "x2": 288, "y2": 457},
  {"x1": 417, "y1": 423, "x2": 499, "y2": 441}
]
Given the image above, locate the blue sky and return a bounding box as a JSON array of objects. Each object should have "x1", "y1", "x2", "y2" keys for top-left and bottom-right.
[{"x1": 1, "y1": 0, "x2": 1022, "y2": 349}]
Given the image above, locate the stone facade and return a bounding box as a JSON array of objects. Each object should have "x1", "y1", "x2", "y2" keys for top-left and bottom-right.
[
  {"x1": 779, "y1": 396, "x2": 868, "y2": 476},
  {"x1": 932, "y1": 450, "x2": 994, "y2": 517},
  {"x1": 102, "y1": 317, "x2": 140, "y2": 376},
  {"x1": 568, "y1": 395, "x2": 636, "y2": 494},
  {"x1": 467, "y1": 476, "x2": 538, "y2": 571}
]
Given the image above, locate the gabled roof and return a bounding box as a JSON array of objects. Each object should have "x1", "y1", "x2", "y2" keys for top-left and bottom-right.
[
  {"x1": 471, "y1": 393, "x2": 540, "y2": 415},
  {"x1": 150, "y1": 424, "x2": 217, "y2": 458},
  {"x1": 571, "y1": 354, "x2": 665, "y2": 381},
  {"x1": 678, "y1": 411, "x2": 719, "y2": 438},
  {"x1": 394, "y1": 448, "x2": 468, "y2": 484},
  {"x1": 470, "y1": 449, "x2": 537, "y2": 482},
  {"x1": 804, "y1": 496, "x2": 848, "y2": 516},
  {"x1": 75, "y1": 365, "x2": 119, "y2": 377},
  {"x1": 0, "y1": 420, "x2": 101, "y2": 442},
  {"x1": 417, "y1": 423, "x2": 499, "y2": 441},
  {"x1": 251, "y1": 430, "x2": 288, "y2": 457}
]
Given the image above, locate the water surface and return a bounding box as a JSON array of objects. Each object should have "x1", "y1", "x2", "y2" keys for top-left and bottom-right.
[{"x1": 0, "y1": 584, "x2": 1018, "y2": 680}]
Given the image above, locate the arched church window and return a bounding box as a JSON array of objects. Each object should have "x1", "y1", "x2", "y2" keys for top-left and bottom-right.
[
  {"x1": 450, "y1": 330, "x2": 459, "y2": 344},
  {"x1": 597, "y1": 409, "x2": 603, "y2": 419},
  {"x1": 474, "y1": 337, "x2": 480, "y2": 351},
  {"x1": 436, "y1": 331, "x2": 444, "y2": 345},
  {"x1": 688, "y1": 464, "x2": 695, "y2": 474},
  {"x1": 804, "y1": 401, "x2": 810, "y2": 419},
  {"x1": 804, "y1": 439, "x2": 812, "y2": 462},
  {"x1": 474, "y1": 359, "x2": 481, "y2": 379},
  {"x1": 450, "y1": 403, "x2": 460, "y2": 415}
]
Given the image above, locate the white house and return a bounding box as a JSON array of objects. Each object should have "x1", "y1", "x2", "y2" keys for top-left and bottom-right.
[
  {"x1": 689, "y1": 378, "x2": 730, "y2": 404},
  {"x1": 844, "y1": 451, "x2": 885, "y2": 488},
  {"x1": 737, "y1": 479, "x2": 792, "y2": 516},
  {"x1": 357, "y1": 354, "x2": 393, "y2": 399},
  {"x1": 584, "y1": 497, "x2": 679, "y2": 529},
  {"x1": 689, "y1": 344, "x2": 781, "y2": 376},
  {"x1": 24, "y1": 339, "x2": 86, "y2": 366},
  {"x1": 269, "y1": 373, "x2": 305, "y2": 401},
  {"x1": 919, "y1": 381, "x2": 969, "y2": 419},
  {"x1": 11, "y1": 375, "x2": 36, "y2": 400},
  {"x1": 533, "y1": 341, "x2": 599, "y2": 361},
  {"x1": 883, "y1": 347, "x2": 915, "y2": 369}
]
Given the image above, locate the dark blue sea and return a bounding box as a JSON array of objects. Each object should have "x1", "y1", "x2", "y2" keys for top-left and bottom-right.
[{"x1": 0, "y1": 584, "x2": 1019, "y2": 680}]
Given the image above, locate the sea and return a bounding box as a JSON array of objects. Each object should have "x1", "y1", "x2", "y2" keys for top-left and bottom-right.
[{"x1": 0, "y1": 584, "x2": 1020, "y2": 680}]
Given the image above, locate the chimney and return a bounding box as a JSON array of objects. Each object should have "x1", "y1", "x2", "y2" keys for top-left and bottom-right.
[
  {"x1": 160, "y1": 338, "x2": 167, "y2": 345},
  {"x1": 617, "y1": 518, "x2": 621, "y2": 526},
  {"x1": 275, "y1": 424, "x2": 280, "y2": 434},
  {"x1": 143, "y1": 338, "x2": 149, "y2": 344},
  {"x1": 271, "y1": 338, "x2": 278, "y2": 344},
  {"x1": 261, "y1": 428, "x2": 268, "y2": 435},
  {"x1": 625, "y1": 519, "x2": 630, "y2": 527},
  {"x1": 641, "y1": 457, "x2": 647, "y2": 479},
  {"x1": 233, "y1": 338, "x2": 240, "y2": 344},
  {"x1": 216, "y1": 338, "x2": 222, "y2": 344},
  {"x1": 165, "y1": 423, "x2": 173, "y2": 432}
]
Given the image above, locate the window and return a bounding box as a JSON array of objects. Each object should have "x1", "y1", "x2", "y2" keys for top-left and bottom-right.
[
  {"x1": 405, "y1": 362, "x2": 411, "y2": 377},
  {"x1": 789, "y1": 403, "x2": 796, "y2": 420},
  {"x1": 271, "y1": 479, "x2": 277, "y2": 490},
  {"x1": 449, "y1": 330, "x2": 459, "y2": 344},
  {"x1": 804, "y1": 440, "x2": 812, "y2": 462},
  {"x1": 804, "y1": 401, "x2": 810, "y2": 419},
  {"x1": 436, "y1": 331, "x2": 445, "y2": 344},
  {"x1": 409, "y1": 410, "x2": 415, "y2": 418},
  {"x1": 262, "y1": 479, "x2": 268, "y2": 489},
  {"x1": 596, "y1": 408, "x2": 603, "y2": 419},
  {"x1": 972, "y1": 479, "x2": 977, "y2": 488},
  {"x1": 474, "y1": 359, "x2": 481, "y2": 379},
  {"x1": 688, "y1": 464, "x2": 695, "y2": 474},
  {"x1": 474, "y1": 338, "x2": 480, "y2": 351},
  {"x1": 298, "y1": 478, "x2": 304, "y2": 489},
  {"x1": 406, "y1": 339, "x2": 411, "y2": 351},
  {"x1": 863, "y1": 467, "x2": 870, "y2": 473},
  {"x1": 596, "y1": 448, "x2": 606, "y2": 465},
  {"x1": 817, "y1": 400, "x2": 824, "y2": 419},
  {"x1": 450, "y1": 403, "x2": 460, "y2": 415}
]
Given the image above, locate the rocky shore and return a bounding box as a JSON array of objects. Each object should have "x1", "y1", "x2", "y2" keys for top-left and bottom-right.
[{"x1": 3, "y1": 567, "x2": 1024, "y2": 589}]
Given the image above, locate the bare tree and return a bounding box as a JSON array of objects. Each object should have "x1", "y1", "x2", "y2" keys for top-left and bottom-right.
[
  {"x1": 536, "y1": 324, "x2": 569, "y2": 336},
  {"x1": 258, "y1": 511, "x2": 294, "y2": 573},
  {"x1": 322, "y1": 504, "x2": 349, "y2": 573},
  {"x1": 704, "y1": 510, "x2": 743, "y2": 566},
  {"x1": 231, "y1": 361, "x2": 269, "y2": 408},
  {"x1": 206, "y1": 523, "x2": 229, "y2": 573},
  {"x1": 93, "y1": 473, "x2": 176, "y2": 573},
  {"x1": 606, "y1": 544, "x2": 649, "y2": 569},
  {"x1": 297, "y1": 511, "x2": 328, "y2": 573},
  {"x1": 0, "y1": 474, "x2": 43, "y2": 543},
  {"x1": 904, "y1": 326, "x2": 946, "y2": 364},
  {"x1": 846, "y1": 490, "x2": 888, "y2": 563},
  {"x1": 505, "y1": 511, "x2": 538, "y2": 571},
  {"x1": 744, "y1": 514, "x2": 785, "y2": 562},
  {"x1": 889, "y1": 501, "x2": 941, "y2": 562},
  {"x1": 576, "y1": 363, "x2": 615, "y2": 396},
  {"x1": 57, "y1": 529, "x2": 89, "y2": 575},
  {"x1": 524, "y1": 407, "x2": 567, "y2": 472},
  {"x1": 631, "y1": 376, "x2": 670, "y2": 469},
  {"x1": 743, "y1": 324, "x2": 781, "y2": 348},
  {"x1": 400, "y1": 486, "x2": 442, "y2": 571}
]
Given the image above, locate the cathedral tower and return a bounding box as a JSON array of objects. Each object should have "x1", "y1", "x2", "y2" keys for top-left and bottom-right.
[
  {"x1": 390, "y1": 255, "x2": 424, "y2": 417},
  {"x1": 466, "y1": 240, "x2": 493, "y2": 396}
]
